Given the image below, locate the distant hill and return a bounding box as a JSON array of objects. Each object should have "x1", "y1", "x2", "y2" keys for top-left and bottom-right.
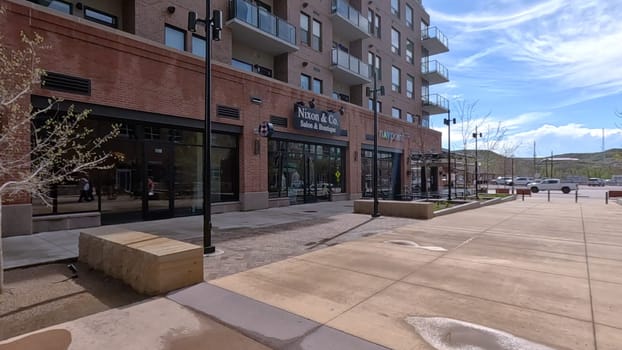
[{"x1": 455, "y1": 148, "x2": 622, "y2": 180}]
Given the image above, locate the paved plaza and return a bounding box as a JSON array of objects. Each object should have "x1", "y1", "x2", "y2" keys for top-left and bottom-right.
[{"x1": 1, "y1": 193, "x2": 621, "y2": 349}]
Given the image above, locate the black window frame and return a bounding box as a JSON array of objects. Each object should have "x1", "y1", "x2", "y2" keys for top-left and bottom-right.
[
  {"x1": 300, "y1": 12, "x2": 311, "y2": 46},
  {"x1": 84, "y1": 6, "x2": 118, "y2": 28},
  {"x1": 29, "y1": 0, "x2": 73, "y2": 14},
  {"x1": 311, "y1": 19, "x2": 322, "y2": 51},
  {"x1": 164, "y1": 24, "x2": 186, "y2": 51},
  {"x1": 191, "y1": 34, "x2": 206, "y2": 57}
]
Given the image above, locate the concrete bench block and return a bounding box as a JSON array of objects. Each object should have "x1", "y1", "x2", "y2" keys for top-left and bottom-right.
[
  {"x1": 353, "y1": 200, "x2": 433, "y2": 220},
  {"x1": 124, "y1": 238, "x2": 204, "y2": 295},
  {"x1": 79, "y1": 230, "x2": 203, "y2": 296}
]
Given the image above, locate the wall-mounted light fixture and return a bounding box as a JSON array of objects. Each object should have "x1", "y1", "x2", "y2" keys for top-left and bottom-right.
[
  {"x1": 339, "y1": 106, "x2": 345, "y2": 115},
  {"x1": 167, "y1": 6, "x2": 176, "y2": 14},
  {"x1": 75, "y1": 2, "x2": 83, "y2": 10},
  {"x1": 302, "y1": 61, "x2": 308, "y2": 67},
  {"x1": 250, "y1": 96, "x2": 262, "y2": 104},
  {"x1": 302, "y1": 2, "x2": 309, "y2": 8},
  {"x1": 308, "y1": 98, "x2": 315, "y2": 108}
]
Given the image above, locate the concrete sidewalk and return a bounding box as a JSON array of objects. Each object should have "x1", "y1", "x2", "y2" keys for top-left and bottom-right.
[
  {"x1": 3, "y1": 200, "x2": 417, "y2": 270},
  {"x1": 2, "y1": 196, "x2": 621, "y2": 349}
]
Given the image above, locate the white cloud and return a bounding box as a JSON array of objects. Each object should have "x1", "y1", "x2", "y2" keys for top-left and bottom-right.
[{"x1": 429, "y1": 0, "x2": 622, "y2": 105}]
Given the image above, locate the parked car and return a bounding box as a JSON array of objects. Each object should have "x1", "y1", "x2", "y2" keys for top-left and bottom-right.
[
  {"x1": 528, "y1": 178, "x2": 577, "y2": 194},
  {"x1": 587, "y1": 178, "x2": 605, "y2": 187},
  {"x1": 506, "y1": 177, "x2": 533, "y2": 186},
  {"x1": 492, "y1": 176, "x2": 512, "y2": 185}
]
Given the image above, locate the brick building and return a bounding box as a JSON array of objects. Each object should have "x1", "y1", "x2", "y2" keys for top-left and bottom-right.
[{"x1": 1, "y1": 0, "x2": 449, "y2": 235}]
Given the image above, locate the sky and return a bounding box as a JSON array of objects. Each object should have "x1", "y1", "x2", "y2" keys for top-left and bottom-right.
[{"x1": 425, "y1": 0, "x2": 622, "y2": 157}]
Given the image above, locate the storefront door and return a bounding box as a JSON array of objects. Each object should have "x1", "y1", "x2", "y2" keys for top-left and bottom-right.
[{"x1": 144, "y1": 141, "x2": 174, "y2": 219}]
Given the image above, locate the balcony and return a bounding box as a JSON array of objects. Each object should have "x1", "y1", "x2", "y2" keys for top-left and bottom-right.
[
  {"x1": 421, "y1": 60, "x2": 449, "y2": 85},
  {"x1": 227, "y1": 0, "x2": 298, "y2": 55},
  {"x1": 421, "y1": 27, "x2": 449, "y2": 56},
  {"x1": 330, "y1": 48, "x2": 371, "y2": 85},
  {"x1": 331, "y1": 0, "x2": 371, "y2": 42},
  {"x1": 423, "y1": 94, "x2": 449, "y2": 115}
]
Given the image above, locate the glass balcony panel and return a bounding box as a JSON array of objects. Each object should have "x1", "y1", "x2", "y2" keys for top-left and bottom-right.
[
  {"x1": 234, "y1": 0, "x2": 257, "y2": 26},
  {"x1": 277, "y1": 18, "x2": 296, "y2": 43},
  {"x1": 258, "y1": 7, "x2": 276, "y2": 36},
  {"x1": 229, "y1": 0, "x2": 297, "y2": 50},
  {"x1": 331, "y1": 0, "x2": 370, "y2": 38},
  {"x1": 331, "y1": 48, "x2": 370, "y2": 80},
  {"x1": 421, "y1": 26, "x2": 449, "y2": 55}
]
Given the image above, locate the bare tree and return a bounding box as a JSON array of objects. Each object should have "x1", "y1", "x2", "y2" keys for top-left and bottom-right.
[
  {"x1": 410, "y1": 122, "x2": 436, "y2": 197},
  {"x1": 455, "y1": 100, "x2": 490, "y2": 196},
  {"x1": 0, "y1": 24, "x2": 119, "y2": 292},
  {"x1": 500, "y1": 141, "x2": 523, "y2": 191},
  {"x1": 480, "y1": 122, "x2": 507, "y2": 182}
]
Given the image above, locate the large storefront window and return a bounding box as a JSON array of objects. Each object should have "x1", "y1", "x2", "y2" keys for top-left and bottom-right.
[
  {"x1": 268, "y1": 140, "x2": 345, "y2": 204},
  {"x1": 32, "y1": 117, "x2": 239, "y2": 224},
  {"x1": 361, "y1": 149, "x2": 401, "y2": 199},
  {"x1": 211, "y1": 133, "x2": 239, "y2": 203}
]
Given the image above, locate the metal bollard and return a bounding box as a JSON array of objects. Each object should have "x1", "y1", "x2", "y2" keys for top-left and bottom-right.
[
  {"x1": 547, "y1": 190, "x2": 550, "y2": 202},
  {"x1": 606, "y1": 192, "x2": 609, "y2": 205},
  {"x1": 522, "y1": 192, "x2": 525, "y2": 201}
]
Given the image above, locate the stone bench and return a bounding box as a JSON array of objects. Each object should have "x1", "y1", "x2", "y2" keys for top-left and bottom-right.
[
  {"x1": 79, "y1": 229, "x2": 203, "y2": 296},
  {"x1": 495, "y1": 188, "x2": 510, "y2": 194},
  {"x1": 33, "y1": 211, "x2": 100, "y2": 233},
  {"x1": 353, "y1": 200, "x2": 433, "y2": 219}
]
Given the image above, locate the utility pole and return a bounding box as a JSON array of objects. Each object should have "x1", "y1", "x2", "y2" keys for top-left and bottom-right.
[
  {"x1": 366, "y1": 70, "x2": 384, "y2": 217},
  {"x1": 472, "y1": 126, "x2": 482, "y2": 199},
  {"x1": 444, "y1": 111, "x2": 456, "y2": 200},
  {"x1": 188, "y1": 2, "x2": 223, "y2": 255}
]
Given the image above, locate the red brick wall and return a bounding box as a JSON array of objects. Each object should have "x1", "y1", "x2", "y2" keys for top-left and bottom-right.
[{"x1": 3, "y1": 0, "x2": 441, "y2": 198}]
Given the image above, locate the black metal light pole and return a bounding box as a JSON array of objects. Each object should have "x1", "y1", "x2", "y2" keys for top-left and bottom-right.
[
  {"x1": 443, "y1": 110, "x2": 455, "y2": 200},
  {"x1": 189, "y1": 2, "x2": 222, "y2": 254},
  {"x1": 366, "y1": 71, "x2": 384, "y2": 217},
  {"x1": 472, "y1": 126, "x2": 482, "y2": 199}
]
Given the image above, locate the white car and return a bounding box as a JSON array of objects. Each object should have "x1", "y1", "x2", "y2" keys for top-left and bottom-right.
[
  {"x1": 587, "y1": 178, "x2": 605, "y2": 187},
  {"x1": 506, "y1": 177, "x2": 533, "y2": 186},
  {"x1": 493, "y1": 176, "x2": 512, "y2": 185}
]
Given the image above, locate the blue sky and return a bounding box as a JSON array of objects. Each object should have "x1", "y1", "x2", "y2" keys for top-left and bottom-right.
[{"x1": 425, "y1": 0, "x2": 622, "y2": 157}]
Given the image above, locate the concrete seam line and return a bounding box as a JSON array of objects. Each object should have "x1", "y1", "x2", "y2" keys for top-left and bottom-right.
[{"x1": 579, "y1": 204, "x2": 599, "y2": 350}]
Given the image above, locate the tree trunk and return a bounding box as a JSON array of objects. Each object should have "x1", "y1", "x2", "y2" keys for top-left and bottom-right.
[{"x1": 0, "y1": 201, "x2": 4, "y2": 293}]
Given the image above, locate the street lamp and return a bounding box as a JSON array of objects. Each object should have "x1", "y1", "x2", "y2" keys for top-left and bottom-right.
[
  {"x1": 472, "y1": 126, "x2": 482, "y2": 199},
  {"x1": 443, "y1": 111, "x2": 456, "y2": 200},
  {"x1": 188, "y1": 3, "x2": 222, "y2": 255},
  {"x1": 365, "y1": 70, "x2": 385, "y2": 217}
]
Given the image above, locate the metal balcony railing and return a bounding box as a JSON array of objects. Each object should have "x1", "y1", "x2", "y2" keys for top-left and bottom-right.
[
  {"x1": 423, "y1": 93, "x2": 449, "y2": 113},
  {"x1": 421, "y1": 26, "x2": 449, "y2": 55},
  {"x1": 331, "y1": 0, "x2": 370, "y2": 35},
  {"x1": 331, "y1": 48, "x2": 371, "y2": 80},
  {"x1": 421, "y1": 60, "x2": 449, "y2": 80},
  {"x1": 229, "y1": 0, "x2": 296, "y2": 46}
]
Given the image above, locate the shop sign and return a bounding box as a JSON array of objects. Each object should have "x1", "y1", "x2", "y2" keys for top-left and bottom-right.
[
  {"x1": 293, "y1": 105, "x2": 340, "y2": 135},
  {"x1": 380, "y1": 130, "x2": 404, "y2": 142}
]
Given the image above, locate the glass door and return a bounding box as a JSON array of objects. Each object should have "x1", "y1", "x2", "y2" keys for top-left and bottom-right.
[{"x1": 144, "y1": 141, "x2": 174, "y2": 219}]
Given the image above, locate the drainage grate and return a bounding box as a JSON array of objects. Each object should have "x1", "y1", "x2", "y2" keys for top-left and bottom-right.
[{"x1": 303, "y1": 210, "x2": 317, "y2": 213}]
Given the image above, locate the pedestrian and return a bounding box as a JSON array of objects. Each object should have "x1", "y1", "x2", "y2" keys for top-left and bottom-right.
[{"x1": 78, "y1": 177, "x2": 89, "y2": 202}]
